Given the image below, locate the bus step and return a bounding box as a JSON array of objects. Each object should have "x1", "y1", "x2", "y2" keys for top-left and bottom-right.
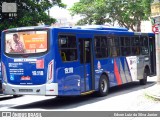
[{"x1": 81, "y1": 90, "x2": 95, "y2": 95}]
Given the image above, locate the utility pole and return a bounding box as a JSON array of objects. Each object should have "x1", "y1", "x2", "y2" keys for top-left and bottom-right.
[{"x1": 151, "y1": 0, "x2": 160, "y2": 84}]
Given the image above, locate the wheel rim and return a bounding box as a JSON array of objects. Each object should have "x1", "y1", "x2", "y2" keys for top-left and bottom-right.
[{"x1": 101, "y1": 79, "x2": 107, "y2": 93}]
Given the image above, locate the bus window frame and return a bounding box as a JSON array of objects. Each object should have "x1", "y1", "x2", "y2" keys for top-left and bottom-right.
[{"x1": 4, "y1": 29, "x2": 50, "y2": 57}]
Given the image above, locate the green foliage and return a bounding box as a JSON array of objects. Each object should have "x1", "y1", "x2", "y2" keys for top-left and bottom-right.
[
  {"x1": 70, "y1": 0, "x2": 153, "y2": 31},
  {"x1": 0, "y1": 0, "x2": 66, "y2": 30}
]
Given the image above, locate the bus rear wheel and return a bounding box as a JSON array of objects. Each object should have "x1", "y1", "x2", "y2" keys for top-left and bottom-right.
[
  {"x1": 97, "y1": 75, "x2": 109, "y2": 97},
  {"x1": 140, "y1": 69, "x2": 148, "y2": 85}
]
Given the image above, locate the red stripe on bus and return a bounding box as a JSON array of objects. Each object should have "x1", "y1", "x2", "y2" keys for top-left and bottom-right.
[{"x1": 114, "y1": 59, "x2": 122, "y2": 85}]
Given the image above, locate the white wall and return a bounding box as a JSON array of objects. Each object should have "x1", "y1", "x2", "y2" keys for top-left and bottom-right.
[{"x1": 141, "y1": 21, "x2": 152, "y2": 33}]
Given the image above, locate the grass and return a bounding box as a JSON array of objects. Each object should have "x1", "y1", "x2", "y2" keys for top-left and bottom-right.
[{"x1": 144, "y1": 93, "x2": 160, "y2": 102}]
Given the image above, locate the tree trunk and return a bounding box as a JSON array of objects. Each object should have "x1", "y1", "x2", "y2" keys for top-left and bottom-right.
[
  {"x1": 130, "y1": 25, "x2": 135, "y2": 32},
  {"x1": 136, "y1": 21, "x2": 141, "y2": 32}
]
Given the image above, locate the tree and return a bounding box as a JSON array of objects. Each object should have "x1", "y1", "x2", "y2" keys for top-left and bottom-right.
[
  {"x1": 69, "y1": 0, "x2": 153, "y2": 31},
  {"x1": 69, "y1": 0, "x2": 110, "y2": 25},
  {"x1": 0, "y1": 0, "x2": 66, "y2": 30}
]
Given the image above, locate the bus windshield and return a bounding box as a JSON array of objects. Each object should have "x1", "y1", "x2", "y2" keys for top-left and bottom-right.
[{"x1": 5, "y1": 30, "x2": 48, "y2": 54}]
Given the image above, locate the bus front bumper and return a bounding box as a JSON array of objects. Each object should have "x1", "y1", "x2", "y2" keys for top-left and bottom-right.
[{"x1": 2, "y1": 83, "x2": 58, "y2": 96}]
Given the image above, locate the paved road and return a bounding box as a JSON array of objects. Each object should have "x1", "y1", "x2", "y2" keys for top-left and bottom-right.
[{"x1": 0, "y1": 76, "x2": 159, "y2": 112}]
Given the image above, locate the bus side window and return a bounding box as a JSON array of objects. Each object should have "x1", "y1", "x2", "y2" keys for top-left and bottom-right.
[
  {"x1": 108, "y1": 36, "x2": 119, "y2": 57},
  {"x1": 131, "y1": 37, "x2": 140, "y2": 55},
  {"x1": 141, "y1": 36, "x2": 149, "y2": 55},
  {"x1": 120, "y1": 37, "x2": 131, "y2": 56},
  {"x1": 132, "y1": 47, "x2": 140, "y2": 55},
  {"x1": 94, "y1": 36, "x2": 108, "y2": 59},
  {"x1": 59, "y1": 35, "x2": 77, "y2": 62}
]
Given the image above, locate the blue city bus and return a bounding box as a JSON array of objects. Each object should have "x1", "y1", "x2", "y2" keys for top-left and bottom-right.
[{"x1": 1, "y1": 25, "x2": 156, "y2": 96}]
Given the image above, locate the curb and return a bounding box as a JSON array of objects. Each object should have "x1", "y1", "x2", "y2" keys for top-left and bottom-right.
[
  {"x1": 145, "y1": 92, "x2": 160, "y2": 101},
  {"x1": 145, "y1": 84, "x2": 160, "y2": 100}
]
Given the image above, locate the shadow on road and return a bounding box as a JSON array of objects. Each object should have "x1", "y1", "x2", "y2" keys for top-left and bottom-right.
[
  {"x1": 0, "y1": 96, "x2": 15, "y2": 101},
  {"x1": 11, "y1": 81, "x2": 155, "y2": 110},
  {"x1": 0, "y1": 95, "x2": 22, "y2": 101}
]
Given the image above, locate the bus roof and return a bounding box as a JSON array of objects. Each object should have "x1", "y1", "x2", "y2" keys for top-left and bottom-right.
[
  {"x1": 3, "y1": 25, "x2": 155, "y2": 36},
  {"x1": 71, "y1": 25, "x2": 128, "y2": 31},
  {"x1": 3, "y1": 25, "x2": 51, "y2": 32}
]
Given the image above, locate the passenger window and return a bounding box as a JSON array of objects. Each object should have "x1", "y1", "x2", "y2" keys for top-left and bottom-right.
[
  {"x1": 95, "y1": 36, "x2": 108, "y2": 58},
  {"x1": 131, "y1": 37, "x2": 140, "y2": 55},
  {"x1": 59, "y1": 35, "x2": 77, "y2": 62},
  {"x1": 132, "y1": 47, "x2": 140, "y2": 55},
  {"x1": 120, "y1": 37, "x2": 131, "y2": 56},
  {"x1": 132, "y1": 37, "x2": 140, "y2": 46},
  {"x1": 108, "y1": 36, "x2": 120, "y2": 57},
  {"x1": 141, "y1": 36, "x2": 149, "y2": 55}
]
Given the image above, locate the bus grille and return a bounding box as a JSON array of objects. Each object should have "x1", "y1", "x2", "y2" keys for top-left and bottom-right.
[{"x1": 19, "y1": 89, "x2": 33, "y2": 92}]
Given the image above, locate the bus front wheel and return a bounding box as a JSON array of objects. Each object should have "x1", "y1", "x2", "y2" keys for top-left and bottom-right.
[
  {"x1": 97, "y1": 75, "x2": 109, "y2": 97},
  {"x1": 140, "y1": 69, "x2": 148, "y2": 85}
]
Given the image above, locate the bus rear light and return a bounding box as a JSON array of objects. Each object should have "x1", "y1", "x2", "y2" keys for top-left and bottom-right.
[
  {"x1": 49, "y1": 89, "x2": 54, "y2": 91},
  {"x1": 47, "y1": 60, "x2": 54, "y2": 84},
  {"x1": 21, "y1": 76, "x2": 31, "y2": 80}
]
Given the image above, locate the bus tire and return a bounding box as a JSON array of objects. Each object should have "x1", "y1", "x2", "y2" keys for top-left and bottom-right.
[
  {"x1": 13, "y1": 95, "x2": 22, "y2": 97},
  {"x1": 97, "y1": 75, "x2": 109, "y2": 97},
  {"x1": 140, "y1": 69, "x2": 148, "y2": 85}
]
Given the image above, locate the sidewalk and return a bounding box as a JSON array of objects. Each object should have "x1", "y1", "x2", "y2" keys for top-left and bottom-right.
[{"x1": 145, "y1": 83, "x2": 160, "y2": 100}]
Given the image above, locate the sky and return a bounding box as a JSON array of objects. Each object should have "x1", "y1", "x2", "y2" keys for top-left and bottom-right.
[{"x1": 49, "y1": 0, "x2": 80, "y2": 22}]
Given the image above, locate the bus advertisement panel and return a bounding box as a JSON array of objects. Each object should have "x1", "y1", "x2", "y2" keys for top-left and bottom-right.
[{"x1": 5, "y1": 31, "x2": 47, "y2": 54}]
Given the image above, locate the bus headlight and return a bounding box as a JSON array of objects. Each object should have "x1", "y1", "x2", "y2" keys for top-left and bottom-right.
[
  {"x1": 2, "y1": 62, "x2": 8, "y2": 83},
  {"x1": 47, "y1": 60, "x2": 54, "y2": 84}
]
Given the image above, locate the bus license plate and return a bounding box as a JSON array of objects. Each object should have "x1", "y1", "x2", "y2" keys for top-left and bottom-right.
[{"x1": 19, "y1": 89, "x2": 33, "y2": 92}]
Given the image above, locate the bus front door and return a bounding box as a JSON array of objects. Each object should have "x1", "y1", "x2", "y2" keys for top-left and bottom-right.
[
  {"x1": 78, "y1": 38, "x2": 95, "y2": 93},
  {"x1": 149, "y1": 36, "x2": 156, "y2": 76}
]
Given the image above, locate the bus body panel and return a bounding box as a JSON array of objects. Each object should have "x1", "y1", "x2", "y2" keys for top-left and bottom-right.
[
  {"x1": 95, "y1": 56, "x2": 137, "y2": 88},
  {"x1": 54, "y1": 29, "x2": 81, "y2": 95}
]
